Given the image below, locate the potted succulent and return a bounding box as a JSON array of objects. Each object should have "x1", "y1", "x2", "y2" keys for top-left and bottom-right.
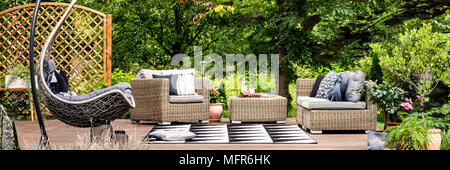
[
  {"x1": 365, "y1": 81, "x2": 407, "y2": 129},
  {"x1": 209, "y1": 87, "x2": 224, "y2": 122}
]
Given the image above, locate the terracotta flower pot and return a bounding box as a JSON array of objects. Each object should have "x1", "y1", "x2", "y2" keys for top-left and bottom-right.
[
  {"x1": 385, "y1": 121, "x2": 401, "y2": 130},
  {"x1": 427, "y1": 129, "x2": 441, "y2": 150},
  {"x1": 209, "y1": 103, "x2": 223, "y2": 122}
]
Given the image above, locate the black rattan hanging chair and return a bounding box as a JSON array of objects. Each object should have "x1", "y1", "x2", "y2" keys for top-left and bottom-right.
[{"x1": 28, "y1": 0, "x2": 135, "y2": 148}]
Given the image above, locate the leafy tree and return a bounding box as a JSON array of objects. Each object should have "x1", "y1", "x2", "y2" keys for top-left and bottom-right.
[{"x1": 371, "y1": 22, "x2": 449, "y2": 110}]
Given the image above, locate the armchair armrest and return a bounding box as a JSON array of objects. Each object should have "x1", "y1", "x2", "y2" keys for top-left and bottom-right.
[
  {"x1": 194, "y1": 78, "x2": 210, "y2": 104},
  {"x1": 296, "y1": 78, "x2": 316, "y2": 97},
  {"x1": 130, "y1": 78, "x2": 170, "y2": 101},
  {"x1": 364, "y1": 81, "x2": 377, "y2": 111}
]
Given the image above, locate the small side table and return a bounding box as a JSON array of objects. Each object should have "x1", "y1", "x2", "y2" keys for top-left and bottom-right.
[{"x1": 228, "y1": 96, "x2": 287, "y2": 124}]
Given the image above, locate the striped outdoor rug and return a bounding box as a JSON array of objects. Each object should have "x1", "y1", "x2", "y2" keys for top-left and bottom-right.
[{"x1": 143, "y1": 124, "x2": 317, "y2": 144}]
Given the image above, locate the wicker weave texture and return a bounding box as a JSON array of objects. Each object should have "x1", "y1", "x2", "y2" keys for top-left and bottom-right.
[
  {"x1": 130, "y1": 78, "x2": 210, "y2": 123},
  {"x1": 229, "y1": 96, "x2": 287, "y2": 122},
  {"x1": 296, "y1": 78, "x2": 377, "y2": 131}
]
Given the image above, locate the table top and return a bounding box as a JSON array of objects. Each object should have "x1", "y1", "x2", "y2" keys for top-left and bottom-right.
[
  {"x1": 229, "y1": 95, "x2": 286, "y2": 100},
  {"x1": 0, "y1": 88, "x2": 27, "y2": 92}
]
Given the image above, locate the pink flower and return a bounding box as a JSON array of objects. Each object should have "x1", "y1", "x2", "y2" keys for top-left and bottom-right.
[
  {"x1": 417, "y1": 95, "x2": 423, "y2": 102},
  {"x1": 401, "y1": 102, "x2": 413, "y2": 110},
  {"x1": 405, "y1": 98, "x2": 412, "y2": 104},
  {"x1": 210, "y1": 87, "x2": 219, "y2": 94},
  {"x1": 243, "y1": 91, "x2": 252, "y2": 96}
]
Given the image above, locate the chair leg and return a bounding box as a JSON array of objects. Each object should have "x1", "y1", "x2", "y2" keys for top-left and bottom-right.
[
  {"x1": 231, "y1": 120, "x2": 241, "y2": 124},
  {"x1": 298, "y1": 124, "x2": 306, "y2": 130},
  {"x1": 199, "y1": 120, "x2": 209, "y2": 124},
  {"x1": 310, "y1": 130, "x2": 322, "y2": 134},
  {"x1": 158, "y1": 122, "x2": 171, "y2": 126},
  {"x1": 276, "y1": 120, "x2": 286, "y2": 124}
]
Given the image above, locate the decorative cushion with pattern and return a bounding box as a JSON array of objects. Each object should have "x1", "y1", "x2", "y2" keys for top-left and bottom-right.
[
  {"x1": 315, "y1": 71, "x2": 339, "y2": 98},
  {"x1": 175, "y1": 72, "x2": 197, "y2": 95},
  {"x1": 327, "y1": 71, "x2": 350, "y2": 101}
]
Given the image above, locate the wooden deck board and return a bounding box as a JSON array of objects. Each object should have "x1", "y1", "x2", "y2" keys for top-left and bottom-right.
[{"x1": 14, "y1": 118, "x2": 368, "y2": 150}]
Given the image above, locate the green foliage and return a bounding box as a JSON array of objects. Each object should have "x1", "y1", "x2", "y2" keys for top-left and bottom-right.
[
  {"x1": 209, "y1": 87, "x2": 224, "y2": 103},
  {"x1": 111, "y1": 69, "x2": 135, "y2": 85},
  {"x1": 426, "y1": 102, "x2": 450, "y2": 131},
  {"x1": 371, "y1": 22, "x2": 450, "y2": 98},
  {"x1": 0, "y1": 76, "x2": 4, "y2": 89},
  {"x1": 288, "y1": 83, "x2": 296, "y2": 118},
  {"x1": 385, "y1": 115, "x2": 430, "y2": 150},
  {"x1": 5, "y1": 63, "x2": 30, "y2": 89},
  {"x1": 441, "y1": 130, "x2": 450, "y2": 150},
  {"x1": 74, "y1": 79, "x2": 108, "y2": 94},
  {"x1": 369, "y1": 55, "x2": 383, "y2": 83}
]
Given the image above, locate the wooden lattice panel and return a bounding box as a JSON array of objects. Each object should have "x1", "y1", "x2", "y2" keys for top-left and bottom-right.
[{"x1": 0, "y1": 3, "x2": 112, "y2": 93}]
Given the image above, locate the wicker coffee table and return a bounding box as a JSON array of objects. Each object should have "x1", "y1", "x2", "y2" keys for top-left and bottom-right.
[{"x1": 228, "y1": 96, "x2": 287, "y2": 124}]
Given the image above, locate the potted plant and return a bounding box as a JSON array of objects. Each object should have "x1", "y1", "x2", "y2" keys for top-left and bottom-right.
[
  {"x1": 0, "y1": 76, "x2": 5, "y2": 89},
  {"x1": 365, "y1": 81, "x2": 407, "y2": 129},
  {"x1": 5, "y1": 63, "x2": 31, "y2": 89},
  {"x1": 209, "y1": 87, "x2": 224, "y2": 122},
  {"x1": 385, "y1": 96, "x2": 443, "y2": 150},
  {"x1": 384, "y1": 115, "x2": 431, "y2": 150}
]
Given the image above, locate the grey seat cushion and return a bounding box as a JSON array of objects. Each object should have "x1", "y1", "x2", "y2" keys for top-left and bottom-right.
[
  {"x1": 55, "y1": 82, "x2": 134, "y2": 105},
  {"x1": 297, "y1": 96, "x2": 366, "y2": 110},
  {"x1": 169, "y1": 95, "x2": 204, "y2": 103}
]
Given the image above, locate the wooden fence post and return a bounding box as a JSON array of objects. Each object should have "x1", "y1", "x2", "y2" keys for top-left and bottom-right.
[{"x1": 106, "y1": 14, "x2": 112, "y2": 87}]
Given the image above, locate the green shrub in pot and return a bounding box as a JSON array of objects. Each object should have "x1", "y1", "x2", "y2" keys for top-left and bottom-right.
[{"x1": 384, "y1": 114, "x2": 431, "y2": 150}]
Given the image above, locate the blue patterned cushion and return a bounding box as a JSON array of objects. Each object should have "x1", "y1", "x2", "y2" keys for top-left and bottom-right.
[{"x1": 327, "y1": 71, "x2": 350, "y2": 101}]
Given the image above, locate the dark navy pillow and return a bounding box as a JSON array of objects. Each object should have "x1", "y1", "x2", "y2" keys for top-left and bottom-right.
[
  {"x1": 152, "y1": 74, "x2": 179, "y2": 95},
  {"x1": 309, "y1": 75, "x2": 325, "y2": 97}
]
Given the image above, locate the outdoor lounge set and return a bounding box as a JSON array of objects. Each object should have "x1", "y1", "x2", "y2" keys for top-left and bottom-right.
[
  {"x1": 129, "y1": 68, "x2": 377, "y2": 134},
  {"x1": 1, "y1": 0, "x2": 378, "y2": 149}
]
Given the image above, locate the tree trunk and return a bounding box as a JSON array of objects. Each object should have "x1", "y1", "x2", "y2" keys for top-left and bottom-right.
[
  {"x1": 276, "y1": 0, "x2": 289, "y2": 99},
  {"x1": 173, "y1": 4, "x2": 182, "y2": 56},
  {"x1": 277, "y1": 45, "x2": 289, "y2": 99}
]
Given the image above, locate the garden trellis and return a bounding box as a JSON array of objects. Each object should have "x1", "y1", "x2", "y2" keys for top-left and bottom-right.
[{"x1": 0, "y1": 2, "x2": 112, "y2": 92}]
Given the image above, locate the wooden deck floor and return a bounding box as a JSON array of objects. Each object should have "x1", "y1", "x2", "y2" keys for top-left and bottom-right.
[{"x1": 14, "y1": 118, "x2": 369, "y2": 150}]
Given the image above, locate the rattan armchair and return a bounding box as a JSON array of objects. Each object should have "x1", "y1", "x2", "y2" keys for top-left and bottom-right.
[
  {"x1": 130, "y1": 78, "x2": 210, "y2": 124},
  {"x1": 296, "y1": 78, "x2": 377, "y2": 133}
]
